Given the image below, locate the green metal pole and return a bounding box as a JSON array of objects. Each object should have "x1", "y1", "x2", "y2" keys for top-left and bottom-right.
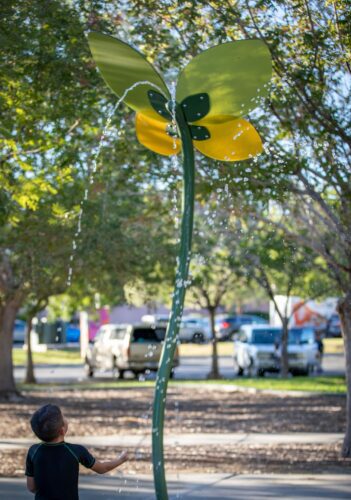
[{"x1": 152, "y1": 102, "x2": 195, "y2": 500}]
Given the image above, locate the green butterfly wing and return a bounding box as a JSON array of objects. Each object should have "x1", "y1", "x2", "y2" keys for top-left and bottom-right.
[
  {"x1": 176, "y1": 40, "x2": 271, "y2": 121},
  {"x1": 88, "y1": 33, "x2": 170, "y2": 117}
]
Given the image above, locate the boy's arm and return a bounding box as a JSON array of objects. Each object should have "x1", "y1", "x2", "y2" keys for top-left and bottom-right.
[
  {"x1": 91, "y1": 451, "x2": 128, "y2": 474},
  {"x1": 26, "y1": 476, "x2": 36, "y2": 493},
  {"x1": 25, "y1": 446, "x2": 37, "y2": 493}
]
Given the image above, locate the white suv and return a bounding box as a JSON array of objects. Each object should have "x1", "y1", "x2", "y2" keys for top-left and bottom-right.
[{"x1": 234, "y1": 325, "x2": 319, "y2": 376}]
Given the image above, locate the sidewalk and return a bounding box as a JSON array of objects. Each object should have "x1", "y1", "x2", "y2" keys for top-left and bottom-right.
[
  {"x1": 0, "y1": 432, "x2": 343, "y2": 450},
  {"x1": 2, "y1": 473, "x2": 350, "y2": 499}
]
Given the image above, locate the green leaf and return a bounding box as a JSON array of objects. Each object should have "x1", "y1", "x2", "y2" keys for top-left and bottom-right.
[
  {"x1": 88, "y1": 32, "x2": 170, "y2": 116},
  {"x1": 176, "y1": 40, "x2": 271, "y2": 119}
]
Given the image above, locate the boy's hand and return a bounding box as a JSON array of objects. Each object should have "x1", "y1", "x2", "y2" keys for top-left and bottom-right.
[
  {"x1": 118, "y1": 451, "x2": 128, "y2": 464},
  {"x1": 92, "y1": 451, "x2": 129, "y2": 474}
]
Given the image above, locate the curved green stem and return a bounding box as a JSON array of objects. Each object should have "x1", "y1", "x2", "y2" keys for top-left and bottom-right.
[{"x1": 152, "y1": 103, "x2": 195, "y2": 499}]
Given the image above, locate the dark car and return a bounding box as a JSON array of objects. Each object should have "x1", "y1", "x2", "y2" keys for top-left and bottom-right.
[{"x1": 215, "y1": 314, "x2": 268, "y2": 340}]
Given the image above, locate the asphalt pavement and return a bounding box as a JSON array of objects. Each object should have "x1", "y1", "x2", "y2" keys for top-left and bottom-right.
[
  {"x1": 14, "y1": 353, "x2": 344, "y2": 384},
  {"x1": 2, "y1": 473, "x2": 351, "y2": 499}
]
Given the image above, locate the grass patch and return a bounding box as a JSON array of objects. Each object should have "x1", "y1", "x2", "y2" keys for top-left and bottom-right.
[
  {"x1": 324, "y1": 338, "x2": 344, "y2": 354},
  {"x1": 230, "y1": 376, "x2": 346, "y2": 393},
  {"x1": 13, "y1": 348, "x2": 81, "y2": 366},
  {"x1": 17, "y1": 376, "x2": 346, "y2": 394}
]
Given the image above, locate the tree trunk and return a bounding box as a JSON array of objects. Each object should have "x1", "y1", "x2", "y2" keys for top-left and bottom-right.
[
  {"x1": 207, "y1": 307, "x2": 221, "y2": 379},
  {"x1": 24, "y1": 316, "x2": 36, "y2": 384},
  {"x1": 280, "y1": 317, "x2": 289, "y2": 377},
  {"x1": 0, "y1": 299, "x2": 20, "y2": 397},
  {"x1": 337, "y1": 293, "x2": 351, "y2": 458}
]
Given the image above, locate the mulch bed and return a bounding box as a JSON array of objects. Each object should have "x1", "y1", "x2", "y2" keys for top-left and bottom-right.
[
  {"x1": 0, "y1": 386, "x2": 348, "y2": 476},
  {"x1": 0, "y1": 387, "x2": 345, "y2": 438}
]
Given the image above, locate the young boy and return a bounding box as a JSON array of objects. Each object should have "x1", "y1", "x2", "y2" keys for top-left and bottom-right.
[{"x1": 25, "y1": 404, "x2": 128, "y2": 499}]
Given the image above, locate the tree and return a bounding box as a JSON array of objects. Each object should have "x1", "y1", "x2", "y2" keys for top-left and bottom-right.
[
  {"x1": 227, "y1": 214, "x2": 333, "y2": 376},
  {"x1": 126, "y1": 0, "x2": 351, "y2": 457},
  {"x1": 186, "y1": 206, "x2": 266, "y2": 378},
  {"x1": 22, "y1": 296, "x2": 48, "y2": 384},
  {"x1": 0, "y1": 0, "x2": 177, "y2": 396},
  {"x1": 188, "y1": 230, "x2": 236, "y2": 379},
  {"x1": 0, "y1": 0, "x2": 109, "y2": 396}
]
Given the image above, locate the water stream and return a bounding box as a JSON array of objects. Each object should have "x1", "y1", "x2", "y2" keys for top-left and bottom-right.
[{"x1": 67, "y1": 80, "x2": 168, "y2": 286}]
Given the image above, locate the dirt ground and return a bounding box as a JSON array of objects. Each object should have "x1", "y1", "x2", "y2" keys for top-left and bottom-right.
[{"x1": 0, "y1": 386, "x2": 349, "y2": 476}]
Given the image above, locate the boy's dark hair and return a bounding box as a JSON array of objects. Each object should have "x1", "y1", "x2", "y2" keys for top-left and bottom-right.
[{"x1": 30, "y1": 404, "x2": 64, "y2": 442}]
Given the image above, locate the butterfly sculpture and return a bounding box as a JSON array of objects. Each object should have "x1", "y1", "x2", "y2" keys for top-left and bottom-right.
[
  {"x1": 88, "y1": 32, "x2": 271, "y2": 500},
  {"x1": 88, "y1": 32, "x2": 271, "y2": 161}
]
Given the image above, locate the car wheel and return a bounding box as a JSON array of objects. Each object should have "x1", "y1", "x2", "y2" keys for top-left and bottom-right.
[
  {"x1": 192, "y1": 332, "x2": 204, "y2": 344},
  {"x1": 84, "y1": 360, "x2": 94, "y2": 378},
  {"x1": 229, "y1": 330, "x2": 236, "y2": 340},
  {"x1": 112, "y1": 358, "x2": 123, "y2": 379},
  {"x1": 248, "y1": 359, "x2": 259, "y2": 377},
  {"x1": 296, "y1": 364, "x2": 313, "y2": 376},
  {"x1": 114, "y1": 369, "x2": 125, "y2": 379},
  {"x1": 304, "y1": 364, "x2": 314, "y2": 376},
  {"x1": 84, "y1": 364, "x2": 94, "y2": 378},
  {"x1": 237, "y1": 365, "x2": 244, "y2": 376}
]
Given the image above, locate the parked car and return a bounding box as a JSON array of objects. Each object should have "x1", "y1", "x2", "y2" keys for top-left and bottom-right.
[
  {"x1": 215, "y1": 314, "x2": 268, "y2": 340},
  {"x1": 13, "y1": 319, "x2": 26, "y2": 343},
  {"x1": 178, "y1": 317, "x2": 211, "y2": 343},
  {"x1": 234, "y1": 324, "x2": 319, "y2": 376},
  {"x1": 141, "y1": 314, "x2": 169, "y2": 327},
  {"x1": 85, "y1": 323, "x2": 179, "y2": 379},
  {"x1": 325, "y1": 313, "x2": 342, "y2": 337}
]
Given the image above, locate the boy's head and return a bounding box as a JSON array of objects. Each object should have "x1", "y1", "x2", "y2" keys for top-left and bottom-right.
[{"x1": 30, "y1": 404, "x2": 67, "y2": 442}]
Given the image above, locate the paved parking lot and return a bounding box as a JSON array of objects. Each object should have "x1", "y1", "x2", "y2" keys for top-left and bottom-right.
[{"x1": 14, "y1": 353, "x2": 345, "y2": 383}]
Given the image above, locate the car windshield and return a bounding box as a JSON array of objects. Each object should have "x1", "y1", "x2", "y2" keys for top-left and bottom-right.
[
  {"x1": 251, "y1": 328, "x2": 314, "y2": 345},
  {"x1": 110, "y1": 328, "x2": 127, "y2": 340},
  {"x1": 251, "y1": 329, "x2": 281, "y2": 344},
  {"x1": 131, "y1": 327, "x2": 166, "y2": 343},
  {"x1": 288, "y1": 328, "x2": 314, "y2": 344}
]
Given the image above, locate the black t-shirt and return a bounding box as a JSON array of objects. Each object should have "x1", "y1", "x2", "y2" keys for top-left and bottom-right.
[{"x1": 25, "y1": 441, "x2": 95, "y2": 500}]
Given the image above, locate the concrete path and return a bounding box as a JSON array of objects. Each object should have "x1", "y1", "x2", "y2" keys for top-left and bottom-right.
[
  {"x1": 0, "y1": 432, "x2": 343, "y2": 450},
  {"x1": 2, "y1": 473, "x2": 351, "y2": 499}
]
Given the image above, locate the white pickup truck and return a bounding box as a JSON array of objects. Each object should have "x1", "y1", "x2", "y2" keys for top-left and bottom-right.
[
  {"x1": 234, "y1": 324, "x2": 319, "y2": 376},
  {"x1": 85, "y1": 323, "x2": 179, "y2": 379}
]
